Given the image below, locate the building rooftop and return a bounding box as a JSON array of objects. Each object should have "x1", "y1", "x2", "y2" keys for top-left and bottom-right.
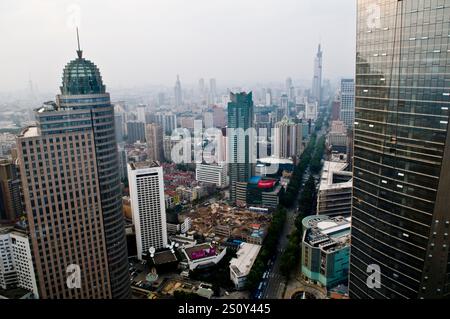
[
  {"x1": 229, "y1": 243, "x2": 261, "y2": 277},
  {"x1": 128, "y1": 160, "x2": 161, "y2": 170},
  {"x1": 152, "y1": 250, "x2": 178, "y2": 265},
  {"x1": 319, "y1": 161, "x2": 352, "y2": 191},
  {"x1": 183, "y1": 243, "x2": 219, "y2": 260},
  {"x1": 0, "y1": 287, "x2": 34, "y2": 299},
  {"x1": 20, "y1": 126, "x2": 39, "y2": 138},
  {"x1": 303, "y1": 215, "x2": 351, "y2": 253},
  {"x1": 330, "y1": 121, "x2": 348, "y2": 135}
]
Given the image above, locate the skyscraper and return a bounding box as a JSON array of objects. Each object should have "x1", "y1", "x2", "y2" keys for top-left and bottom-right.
[
  {"x1": 312, "y1": 44, "x2": 323, "y2": 105},
  {"x1": 340, "y1": 78, "x2": 355, "y2": 129},
  {"x1": 17, "y1": 45, "x2": 130, "y2": 298},
  {"x1": 227, "y1": 92, "x2": 254, "y2": 205},
  {"x1": 174, "y1": 75, "x2": 182, "y2": 107},
  {"x1": 350, "y1": 0, "x2": 450, "y2": 299},
  {"x1": 285, "y1": 77, "x2": 293, "y2": 94},
  {"x1": 127, "y1": 161, "x2": 167, "y2": 260},
  {"x1": 136, "y1": 104, "x2": 147, "y2": 123},
  {"x1": 127, "y1": 121, "x2": 146, "y2": 144},
  {"x1": 154, "y1": 112, "x2": 177, "y2": 135},
  {"x1": 145, "y1": 123, "x2": 164, "y2": 162}
]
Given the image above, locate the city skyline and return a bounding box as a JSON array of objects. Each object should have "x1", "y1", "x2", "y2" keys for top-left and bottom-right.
[{"x1": 1, "y1": 0, "x2": 449, "y2": 305}]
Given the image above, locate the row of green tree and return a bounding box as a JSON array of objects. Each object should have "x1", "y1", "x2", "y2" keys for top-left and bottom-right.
[
  {"x1": 279, "y1": 133, "x2": 326, "y2": 277},
  {"x1": 310, "y1": 135, "x2": 326, "y2": 175},
  {"x1": 279, "y1": 133, "x2": 317, "y2": 208},
  {"x1": 244, "y1": 207, "x2": 287, "y2": 291}
]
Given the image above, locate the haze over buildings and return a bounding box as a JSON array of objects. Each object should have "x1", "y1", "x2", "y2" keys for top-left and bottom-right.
[{"x1": 0, "y1": 0, "x2": 356, "y2": 94}]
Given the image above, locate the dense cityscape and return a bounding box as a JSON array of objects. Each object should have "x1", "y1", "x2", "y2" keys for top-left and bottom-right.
[{"x1": 0, "y1": 0, "x2": 450, "y2": 304}]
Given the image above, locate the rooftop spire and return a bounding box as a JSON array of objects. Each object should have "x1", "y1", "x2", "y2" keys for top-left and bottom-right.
[{"x1": 76, "y1": 27, "x2": 83, "y2": 59}]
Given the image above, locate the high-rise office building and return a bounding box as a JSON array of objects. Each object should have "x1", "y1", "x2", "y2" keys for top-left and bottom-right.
[
  {"x1": 127, "y1": 161, "x2": 167, "y2": 260},
  {"x1": 145, "y1": 123, "x2": 164, "y2": 162},
  {"x1": 273, "y1": 116, "x2": 303, "y2": 160},
  {"x1": 312, "y1": 44, "x2": 323, "y2": 105},
  {"x1": 0, "y1": 159, "x2": 22, "y2": 222},
  {"x1": 154, "y1": 112, "x2": 177, "y2": 135},
  {"x1": 127, "y1": 121, "x2": 146, "y2": 144},
  {"x1": 228, "y1": 92, "x2": 254, "y2": 205},
  {"x1": 136, "y1": 104, "x2": 146, "y2": 123},
  {"x1": 340, "y1": 78, "x2": 355, "y2": 129},
  {"x1": 174, "y1": 75, "x2": 183, "y2": 107},
  {"x1": 16, "y1": 46, "x2": 130, "y2": 298},
  {"x1": 17, "y1": 125, "x2": 112, "y2": 298},
  {"x1": 350, "y1": 0, "x2": 450, "y2": 299}
]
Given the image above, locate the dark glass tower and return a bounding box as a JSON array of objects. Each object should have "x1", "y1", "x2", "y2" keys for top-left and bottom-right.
[
  {"x1": 350, "y1": 0, "x2": 450, "y2": 299},
  {"x1": 36, "y1": 48, "x2": 131, "y2": 298},
  {"x1": 227, "y1": 92, "x2": 254, "y2": 205}
]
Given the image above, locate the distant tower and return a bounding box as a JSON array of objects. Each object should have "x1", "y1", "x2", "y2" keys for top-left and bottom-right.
[
  {"x1": 285, "y1": 77, "x2": 293, "y2": 93},
  {"x1": 209, "y1": 78, "x2": 217, "y2": 104},
  {"x1": 137, "y1": 104, "x2": 146, "y2": 123},
  {"x1": 312, "y1": 44, "x2": 323, "y2": 105},
  {"x1": 265, "y1": 89, "x2": 273, "y2": 106},
  {"x1": 174, "y1": 75, "x2": 182, "y2": 107},
  {"x1": 280, "y1": 94, "x2": 289, "y2": 117},
  {"x1": 145, "y1": 123, "x2": 164, "y2": 162}
]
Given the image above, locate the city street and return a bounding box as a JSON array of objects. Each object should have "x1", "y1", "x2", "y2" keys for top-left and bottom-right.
[{"x1": 261, "y1": 128, "x2": 327, "y2": 299}]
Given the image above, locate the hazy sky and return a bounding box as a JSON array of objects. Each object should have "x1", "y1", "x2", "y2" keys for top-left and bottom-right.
[{"x1": 0, "y1": 0, "x2": 356, "y2": 93}]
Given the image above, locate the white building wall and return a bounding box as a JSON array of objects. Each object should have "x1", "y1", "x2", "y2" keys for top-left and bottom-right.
[
  {"x1": 128, "y1": 164, "x2": 168, "y2": 260},
  {"x1": 0, "y1": 231, "x2": 38, "y2": 297}
]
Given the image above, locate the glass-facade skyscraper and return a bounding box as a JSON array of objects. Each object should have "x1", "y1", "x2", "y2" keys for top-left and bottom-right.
[
  {"x1": 350, "y1": 0, "x2": 450, "y2": 299},
  {"x1": 228, "y1": 92, "x2": 254, "y2": 205}
]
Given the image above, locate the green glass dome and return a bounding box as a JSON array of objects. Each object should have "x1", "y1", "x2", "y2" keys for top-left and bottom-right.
[{"x1": 60, "y1": 51, "x2": 106, "y2": 95}]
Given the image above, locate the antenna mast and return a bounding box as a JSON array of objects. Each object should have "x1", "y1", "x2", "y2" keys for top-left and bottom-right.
[{"x1": 76, "y1": 27, "x2": 83, "y2": 58}]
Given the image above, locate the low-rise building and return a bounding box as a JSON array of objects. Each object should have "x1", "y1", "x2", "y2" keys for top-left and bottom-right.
[
  {"x1": 301, "y1": 215, "x2": 351, "y2": 289},
  {"x1": 181, "y1": 243, "x2": 226, "y2": 271},
  {"x1": 195, "y1": 163, "x2": 228, "y2": 188},
  {"x1": 317, "y1": 159, "x2": 352, "y2": 216},
  {"x1": 229, "y1": 243, "x2": 261, "y2": 290},
  {"x1": 246, "y1": 176, "x2": 281, "y2": 209},
  {"x1": 327, "y1": 121, "x2": 349, "y2": 154}
]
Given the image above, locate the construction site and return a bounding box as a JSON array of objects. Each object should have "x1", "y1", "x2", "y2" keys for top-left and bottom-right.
[{"x1": 179, "y1": 202, "x2": 272, "y2": 245}]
